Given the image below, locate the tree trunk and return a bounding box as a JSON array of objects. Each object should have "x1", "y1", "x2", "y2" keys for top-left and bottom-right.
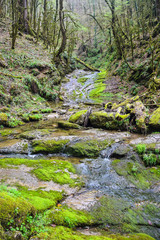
[
  {"x1": 156, "y1": 0, "x2": 160, "y2": 21},
  {"x1": 55, "y1": 0, "x2": 67, "y2": 59}
]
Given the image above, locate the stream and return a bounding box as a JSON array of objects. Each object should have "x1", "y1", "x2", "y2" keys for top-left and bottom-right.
[{"x1": 0, "y1": 70, "x2": 160, "y2": 239}]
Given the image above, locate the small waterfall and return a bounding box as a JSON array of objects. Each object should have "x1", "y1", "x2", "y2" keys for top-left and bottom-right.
[{"x1": 100, "y1": 142, "x2": 120, "y2": 158}]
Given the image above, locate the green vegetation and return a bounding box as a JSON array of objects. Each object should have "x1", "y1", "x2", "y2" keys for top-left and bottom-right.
[{"x1": 135, "y1": 144, "x2": 160, "y2": 166}]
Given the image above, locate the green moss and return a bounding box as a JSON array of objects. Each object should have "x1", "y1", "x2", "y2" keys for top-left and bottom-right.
[
  {"x1": 40, "y1": 108, "x2": 52, "y2": 113},
  {"x1": 89, "y1": 111, "x2": 114, "y2": 128},
  {"x1": 111, "y1": 160, "x2": 159, "y2": 189},
  {"x1": 69, "y1": 110, "x2": 87, "y2": 124},
  {"x1": 58, "y1": 121, "x2": 81, "y2": 129},
  {"x1": 89, "y1": 83, "x2": 106, "y2": 99},
  {"x1": 20, "y1": 129, "x2": 51, "y2": 140},
  {"x1": 29, "y1": 114, "x2": 43, "y2": 121},
  {"x1": 32, "y1": 226, "x2": 155, "y2": 240},
  {"x1": 46, "y1": 206, "x2": 94, "y2": 228},
  {"x1": 17, "y1": 187, "x2": 64, "y2": 211},
  {"x1": 0, "y1": 113, "x2": 8, "y2": 125},
  {"x1": 0, "y1": 158, "x2": 80, "y2": 187},
  {"x1": 31, "y1": 139, "x2": 70, "y2": 154},
  {"x1": 0, "y1": 191, "x2": 35, "y2": 226},
  {"x1": 149, "y1": 107, "x2": 160, "y2": 126},
  {"x1": 77, "y1": 77, "x2": 89, "y2": 85},
  {"x1": 67, "y1": 139, "x2": 114, "y2": 158},
  {"x1": 0, "y1": 129, "x2": 14, "y2": 137},
  {"x1": 136, "y1": 144, "x2": 146, "y2": 154}
]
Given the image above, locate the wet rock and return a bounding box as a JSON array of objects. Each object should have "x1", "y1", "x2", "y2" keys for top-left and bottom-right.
[
  {"x1": 46, "y1": 113, "x2": 59, "y2": 119},
  {"x1": 0, "y1": 140, "x2": 28, "y2": 154},
  {"x1": 5, "y1": 231, "x2": 24, "y2": 240},
  {"x1": 111, "y1": 145, "x2": 130, "y2": 158},
  {"x1": 19, "y1": 129, "x2": 53, "y2": 140},
  {"x1": 57, "y1": 121, "x2": 81, "y2": 129}
]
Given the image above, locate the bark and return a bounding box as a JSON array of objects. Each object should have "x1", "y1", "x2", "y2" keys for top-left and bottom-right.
[
  {"x1": 156, "y1": 0, "x2": 160, "y2": 21},
  {"x1": 55, "y1": 0, "x2": 67, "y2": 58}
]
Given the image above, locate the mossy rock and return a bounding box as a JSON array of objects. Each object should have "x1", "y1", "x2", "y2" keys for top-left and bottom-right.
[
  {"x1": 0, "y1": 158, "x2": 79, "y2": 187},
  {"x1": 31, "y1": 139, "x2": 70, "y2": 154},
  {"x1": 58, "y1": 121, "x2": 81, "y2": 130},
  {"x1": 0, "y1": 191, "x2": 35, "y2": 227},
  {"x1": 46, "y1": 206, "x2": 94, "y2": 228},
  {"x1": 30, "y1": 226, "x2": 155, "y2": 240},
  {"x1": 19, "y1": 129, "x2": 52, "y2": 140},
  {"x1": 111, "y1": 160, "x2": 159, "y2": 189},
  {"x1": 0, "y1": 113, "x2": 8, "y2": 125},
  {"x1": 66, "y1": 139, "x2": 114, "y2": 158},
  {"x1": 89, "y1": 111, "x2": 115, "y2": 128},
  {"x1": 149, "y1": 107, "x2": 160, "y2": 131},
  {"x1": 69, "y1": 110, "x2": 87, "y2": 125}
]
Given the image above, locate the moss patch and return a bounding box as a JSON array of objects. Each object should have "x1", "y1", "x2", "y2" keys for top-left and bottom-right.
[
  {"x1": 46, "y1": 206, "x2": 94, "y2": 228},
  {"x1": 111, "y1": 160, "x2": 159, "y2": 189},
  {"x1": 149, "y1": 107, "x2": 160, "y2": 130},
  {"x1": 58, "y1": 121, "x2": 81, "y2": 130},
  {"x1": 31, "y1": 139, "x2": 70, "y2": 154},
  {"x1": 67, "y1": 139, "x2": 114, "y2": 158},
  {"x1": 31, "y1": 226, "x2": 155, "y2": 240},
  {"x1": 69, "y1": 110, "x2": 87, "y2": 124},
  {"x1": 0, "y1": 158, "x2": 80, "y2": 187}
]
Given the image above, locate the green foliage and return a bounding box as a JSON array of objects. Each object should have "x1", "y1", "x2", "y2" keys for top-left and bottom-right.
[
  {"x1": 136, "y1": 144, "x2": 146, "y2": 154},
  {"x1": 29, "y1": 114, "x2": 43, "y2": 121},
  {"x1": 143, "y1": 153, "x2": 157, "y2": 166},
  {"x1": 40, "y1": 108, "x2": 52, "y2": 113}
]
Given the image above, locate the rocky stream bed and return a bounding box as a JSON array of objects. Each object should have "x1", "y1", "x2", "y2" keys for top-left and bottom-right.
[{"x1": 0, "y1": 70, "x2": 160, "y2": 240}]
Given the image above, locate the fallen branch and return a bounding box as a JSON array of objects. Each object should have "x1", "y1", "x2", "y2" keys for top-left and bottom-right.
[
  {"x1": 0, "y1": 72, "x2": 23, "y2": 79},
  {"x1": 75, "y1": 58, "x2": 100, "y2": 72}
]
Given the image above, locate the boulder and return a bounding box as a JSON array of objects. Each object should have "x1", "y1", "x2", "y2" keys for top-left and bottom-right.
[
  {"x1": 58, "y1": 121, "x2": 81, "y2": 129},
  {"x1": 149, "y1": 107, "x2": 160, "y2": 130},
  {"x1": 69, "y1": 110, "x2": 87, "y2": 125}
]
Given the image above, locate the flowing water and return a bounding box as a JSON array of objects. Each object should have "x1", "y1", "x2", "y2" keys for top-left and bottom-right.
[{"x1": 0, "y1": 70, "x2": 160, "y2": 239}]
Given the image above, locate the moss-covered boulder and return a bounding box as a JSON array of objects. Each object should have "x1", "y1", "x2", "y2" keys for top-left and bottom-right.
[
  {"x1": 66, "y1": 139, "x2": 114, "y2": 158},
  {"x1": 89, "y1": 111, "x2": 114, "y2": 128},
  {"x1": 69, "y1": 110, "x2": 87, "y2": 125},
  {"x1": 132, "y1": 101, "x2": 147, "y2": 132},
  {"x1": 149, "y1": 107, "x2": 160, "y2": 130},
  {"x1": 58, "y1": 121, "x2": 81, "y2": 129},
  {"x1": 89, "y1": 111, "x2": 129, "y2": 130},
  {"x1": 0, "y1": 113, "x2": 8, "y2": 125},
  {"x1": 31, "y1": 139, "x2": 70, "y2": 154},
  {"x1": 0, "y1": 191, "x2": 35, "y2": 227}
]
